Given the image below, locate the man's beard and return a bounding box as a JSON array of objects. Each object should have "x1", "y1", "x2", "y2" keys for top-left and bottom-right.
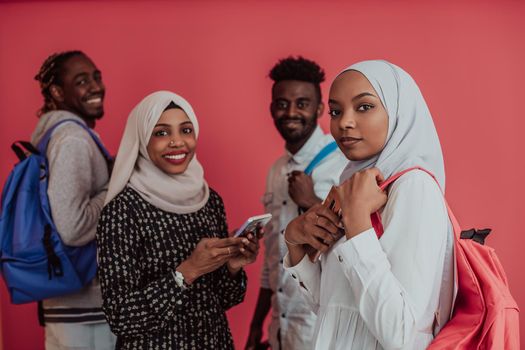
[{"x1": 276, "y1": 115, "x2": 317, "y2": 144}]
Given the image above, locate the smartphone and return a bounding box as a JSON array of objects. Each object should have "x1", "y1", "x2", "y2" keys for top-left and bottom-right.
[{"x1": 234, "y1": 213, "x2": 272, "y2": 237}]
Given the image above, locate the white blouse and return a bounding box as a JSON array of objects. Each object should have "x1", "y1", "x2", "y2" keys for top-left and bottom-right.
[{"x1": 284, "y1": 170, "x2": 455, "y2": 350}]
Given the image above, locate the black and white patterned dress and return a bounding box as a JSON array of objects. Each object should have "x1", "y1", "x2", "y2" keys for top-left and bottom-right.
[{"x1": 96, "y1": 187, "x2": 246, "y2": 349}]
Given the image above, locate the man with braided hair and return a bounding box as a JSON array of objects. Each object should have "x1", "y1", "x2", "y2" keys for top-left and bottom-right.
[
  {"x1": 245, "y1": 57, "x2": 347, "y2": 350},
  {"x1": 32, "y1": 51, "x2": 116, "y2": 349}
]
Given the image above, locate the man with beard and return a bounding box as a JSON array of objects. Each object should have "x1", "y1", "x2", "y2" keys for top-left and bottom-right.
[
  {"x1": 245, "y1": 57, "x2": 347, "y2": 350},
  {"x1": 32, "y1": 50, "x2": 116, "y2": 349}
]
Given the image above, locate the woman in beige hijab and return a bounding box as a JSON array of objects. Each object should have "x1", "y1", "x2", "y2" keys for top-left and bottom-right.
[{"x1": 97, "y1": 91, "x2": 259, "y2": 349}]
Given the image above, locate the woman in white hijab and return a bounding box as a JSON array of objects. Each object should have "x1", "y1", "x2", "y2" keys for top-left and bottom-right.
[
  {"x1": 96, "y1": 91, "x2": 259, "y2": 349},
  {"x1": 283, "y1": 61, "x2": 454, "y2": 349}
]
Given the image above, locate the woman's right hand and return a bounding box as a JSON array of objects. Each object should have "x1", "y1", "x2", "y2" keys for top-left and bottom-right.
[
  {"x1": 177, "y1": 237, "x2": 243, "y2": 284},
  {"x1": 336, "y1": 167, "x2": 387, "y2": 238},
  {"x1": 285, "y1": 204, "x2": 341, "y2": 264}
]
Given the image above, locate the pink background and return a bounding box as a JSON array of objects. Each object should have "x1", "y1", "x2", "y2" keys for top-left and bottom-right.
[{"x1": 1, "y1": 0, "x2": 524, "y2": 348}]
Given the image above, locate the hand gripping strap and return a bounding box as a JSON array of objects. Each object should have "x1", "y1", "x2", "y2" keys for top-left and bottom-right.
[{"x1": 371, "y1": 166, "x2": 461, "y2": 241}]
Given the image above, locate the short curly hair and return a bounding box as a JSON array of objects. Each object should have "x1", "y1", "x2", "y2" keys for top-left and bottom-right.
[{"x1": 269, "y1": 56, "x2": 325, "y2": 102}]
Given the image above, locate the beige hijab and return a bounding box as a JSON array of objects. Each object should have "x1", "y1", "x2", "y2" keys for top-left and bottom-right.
[{"x1": 104, "y1": 91, "x2": 210, "y2": 213}]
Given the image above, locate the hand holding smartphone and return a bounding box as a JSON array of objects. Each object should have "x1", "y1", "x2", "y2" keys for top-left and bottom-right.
[{"x1": 234, "y1": 213, "x2": 272, "y2": 238}]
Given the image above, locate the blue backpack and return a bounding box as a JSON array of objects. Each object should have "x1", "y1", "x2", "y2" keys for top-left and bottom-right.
[{"x1": 0, "y1": 119, "x2": 112, "y2": 304}]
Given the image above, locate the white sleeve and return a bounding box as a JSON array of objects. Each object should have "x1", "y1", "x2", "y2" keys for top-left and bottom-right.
[
  {"x1": 333, "y1": 171, "x2": 449, "y2": 350},
  {"x1": 283, "y1": 253, "x2": 321, "y2": 313}
]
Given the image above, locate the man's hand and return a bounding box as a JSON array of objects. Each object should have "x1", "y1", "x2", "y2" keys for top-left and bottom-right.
[
  {"x1": 288, "y1": 171, "x2": 321, "y2": 209},
  {"x1": 244, "y1": 324, "x2": 263, "y2": 350},
  {"x1": 246, "y1": 287, "x2": 272, "y2": 350}
]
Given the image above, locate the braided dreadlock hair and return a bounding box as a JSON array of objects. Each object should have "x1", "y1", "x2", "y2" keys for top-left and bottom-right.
[
  {"x1": 269, "y1": 56, "x2": 326, "y2": 102},
  {"x1": 34, "y1": 50, "x2": 86, "y2": 116}
]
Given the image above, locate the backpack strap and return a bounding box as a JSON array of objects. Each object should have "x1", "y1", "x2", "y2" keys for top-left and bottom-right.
[
  {"x1": 304, "y1": 141, "x2": 338, "y2": 176},
  {"x1": 11, "y1": 141, "x2": 40, "y2": 161},
  {"x1": 37, "y1": 301, "x2": 45, "y2": 327},
  {"x1": 370, "y1": 167, "x2": 433, "y2": 238},
  {"x1": 371, "y1": 166, "x2": 462, "y2": 240},
  {"x1": 378, "y1": 167, "x2": 442, "y2": 192},
  {"x1": 36, "y1": 119, "x2": 113, "y2": 162}
]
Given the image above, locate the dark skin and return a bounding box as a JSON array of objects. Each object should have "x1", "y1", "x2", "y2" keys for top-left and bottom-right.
[
  {"x1": 288, "y1": 170, "x2": 320, "y2": 209},
  {"x1": 245, "y1": 80, "x2": 324, "y2": 350},
  {"x1": 285, "y1": 168, "x2": 387, "y2": 266},
  {"x1": 286, "y1": 70, "x2": 390, "y2": 266},
  {"x1": 244, "y1": 287, "x2": 272, "y2": 349},
  {"x1": 144, "y1": 112, "x2": 261, "y2": 282},
  {"x1": 177, "y1": 233, "x2": 260, "y2": 284},
  {"x1": 271, "y1": 80, "x2": 324, "y2": 208},
  {"x1": 270, "y1": 80, "x2": 323, "y2": 154},
  {"x1": 49, "y1": 55, "x2": 105, "y2": 128}
]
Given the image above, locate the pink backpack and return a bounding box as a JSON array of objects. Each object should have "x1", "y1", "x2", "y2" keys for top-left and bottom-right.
[{"x1": 370, "y1": 167, "x2": 520, "y2": 350}]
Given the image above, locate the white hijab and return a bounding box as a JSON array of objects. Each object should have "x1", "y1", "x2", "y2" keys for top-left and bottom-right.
[
  {"x1": 104, "y1": 91, "x2": 210, "y2": 213},
  {"x1": 338, "y1": 60, "x2": 445, "y2": 191}
]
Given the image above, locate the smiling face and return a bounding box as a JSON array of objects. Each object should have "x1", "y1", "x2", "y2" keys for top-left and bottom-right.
[
  {"x1": 51, "y1": 55, "x2": 105, "y2": 126},
  {"x1": 270, "y1": 80, "x2": 323, "y2": 154},
  {"x1": 328, "y1": 70, "x2": 389, "y2": 161},
  {"x1": 146, "y1": 108, "x2": 196, "y2": 175}
]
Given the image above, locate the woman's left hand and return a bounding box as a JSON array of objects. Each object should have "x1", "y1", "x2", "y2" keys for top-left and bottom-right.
[
  {"x1": 337, "y1": 167, "x2": 388, "y2": 238},
  {"x1": 226, "y1": 232, "x2": 260, "y2": 274}
]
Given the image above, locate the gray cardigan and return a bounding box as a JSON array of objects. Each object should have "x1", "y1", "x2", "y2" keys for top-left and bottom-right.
[{"x1": 31, "y1": 110, "x2": 109, "y2": 320}]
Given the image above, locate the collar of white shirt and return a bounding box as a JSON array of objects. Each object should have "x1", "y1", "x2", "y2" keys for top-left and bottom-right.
[{"x1": 286, "y1": 126, "x2": 327, "y2": 166}]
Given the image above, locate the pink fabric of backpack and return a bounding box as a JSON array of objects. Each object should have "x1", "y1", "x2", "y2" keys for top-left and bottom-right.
[{"x1": 370, "y1": 167, "x2": 520, "y2": 350}]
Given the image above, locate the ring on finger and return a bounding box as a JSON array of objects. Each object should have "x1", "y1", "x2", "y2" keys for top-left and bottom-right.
[{"x1": 227, "y1": 247, "x2": 231, "y2": 255}]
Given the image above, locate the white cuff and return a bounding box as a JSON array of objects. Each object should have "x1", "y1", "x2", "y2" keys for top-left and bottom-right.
[
  {"x1": 334, "y1": 228, "x2": 390, "y2": 290},
  {"x1": 283, "y1": 253, "x2": 320, "y2": 289}
]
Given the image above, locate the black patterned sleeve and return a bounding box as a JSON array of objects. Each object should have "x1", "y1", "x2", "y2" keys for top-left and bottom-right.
[
  {"x1": 96, "y1": 198, "x2": 190, "y2": 337},
  {"x1": 217, "y1": 265, "x2": 247, "y2": 310},
  {"x1": 214, "y1": 193, "x2": 247, "y2": 310}
]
